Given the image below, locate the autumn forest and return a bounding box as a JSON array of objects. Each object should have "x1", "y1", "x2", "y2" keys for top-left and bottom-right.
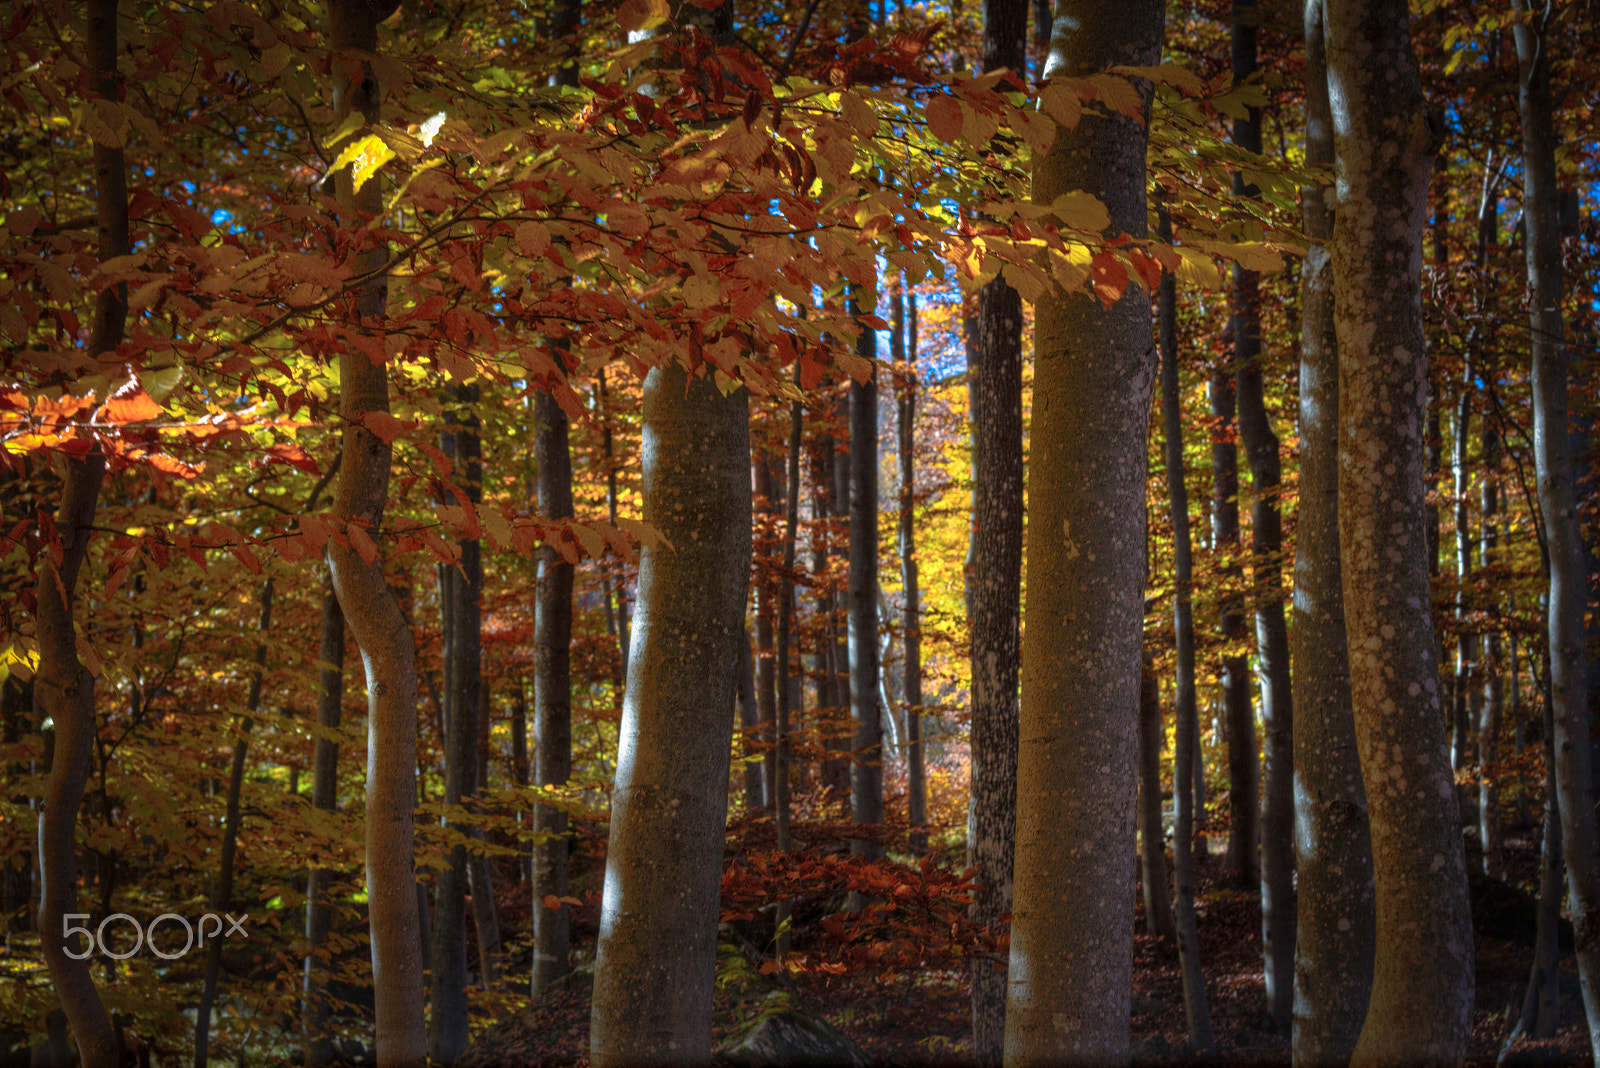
[{"x1": 2, "y1": 0, "x2": 1599, "y2": 1065}]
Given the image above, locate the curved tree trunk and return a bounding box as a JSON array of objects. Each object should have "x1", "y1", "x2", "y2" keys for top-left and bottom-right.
[
  {"x1": 36, "y1": 3, "x2": 123, "y2": 1062},
  {"x1": 1289, "y1": 4, "x2": 1374, "y2": 1063},
  {"x1": 1003, "y1": 5, "x2": 1163, "y2": 1061},
  {"x1": 1327, "y1": 1, "x2": 1473, "y2": 1061},
  {"x1": 1157, "y1": 199, "x2": 1214, "y2": 1054},
  {"x1": 1512, "y1": 6, "x2": 1600, "y2": 1057},
  {"x1": 326, "y1": 2, "x2": 425, "y2": 1062},
  {"x1": 590, "y1": 364, "x2": 751, "y2": 1066}
]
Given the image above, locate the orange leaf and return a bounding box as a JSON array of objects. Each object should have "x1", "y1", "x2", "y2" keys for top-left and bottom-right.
[
  {"x1": 102, "y1": 389, "x2": 163, "y2": 423},
  {"x1": 926, "y1": 95, "x2": 963, "y2": 143},
  {"x1": 360, "y1": 411, "x2": 409, "y2": 444},
  {"x1": 348, "y1": 523, "x2": 379, "y2": 566}
]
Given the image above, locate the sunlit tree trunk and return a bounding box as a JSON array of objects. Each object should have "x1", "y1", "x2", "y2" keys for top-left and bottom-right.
[
  {"x1": 1003, "y1": 3, "x2": 1164, "y2": 1061},
  {"x1": 326, "y1": 2, "x2": 426, "y2": 1061},
  {"x1": 894, "y1": 284, "x2": 927, "y2": 854},
  {"x1": 36, "y1": 3, "x2": 122, "y2": 1062},
  {"x1": 848, "y1": 291, "x2": 884, "y2": 856},
  {"x1": 1326, "y1": 0, "x2": 1473, "y2": 1061},
  {"x1": 1512, "y1": 4, "x2": 1600, "y2": 1057},
  {"x1": 1290, "y1": 5, "x2": 1374, "y2": 1062},
  {"x1": 590, "y1": 364, "x2": 751, "y2": 1066}
]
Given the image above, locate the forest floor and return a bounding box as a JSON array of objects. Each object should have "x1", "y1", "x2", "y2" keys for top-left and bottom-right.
[{"x1": 459, "y1": 827, "x2": 1595, "y2": 1068}]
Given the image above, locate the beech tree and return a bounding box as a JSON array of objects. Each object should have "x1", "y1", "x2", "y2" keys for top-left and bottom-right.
[
  {"x1": 1327, "y1": 0, "x2": 1473, "y2": 1060},
  {"x1": 588, "y1": 364, "x2": 752, "y2": 1066},
  {"x1": 1289, "y1": 2, "x2": 1374, "y2": 1063},
  {"x1": 1003, "y1": 0, "x2": 1165, "y2": 1061}
]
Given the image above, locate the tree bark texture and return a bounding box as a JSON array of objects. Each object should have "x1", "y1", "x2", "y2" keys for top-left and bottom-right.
[
  {"x1": 35, "y1": 2, "x2": 123, "y2": 1061},
  {"x1": 1157, "y1": 199, "x2": 1215, "y2": 1053},
  {"x1": 1512, "y1": 5, "x2": 1600, "y2": 1058},
  {"x1": 967, "y1": 76, "x2": 1025, "y2": 1060},
  {"x1": 1327, "y1": 0, "x2": 1474, "y2": 1061},
  {"x1": 533, "y1": 382, "x2": 575, "y2": 995},
  {"x1": 590, "y1": 364, "x2": 751, "y2": 1067},
  {"x1": 1290, "y1": 4, "x2": 1375, "y2": 1063},
  {"x1": 1003, "y1": 4, "x2": 1163, "y2": 1062},
  {"x1": 326, "y1": 2, "x2": 426, "y2": 1062}
]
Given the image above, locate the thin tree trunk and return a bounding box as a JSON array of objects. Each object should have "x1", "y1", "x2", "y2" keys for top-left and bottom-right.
[
  {"x1": 811, "y1": 426, "x2": 848, "y2": 804},
  {"x1": 430, "y1": 386, "x2": 483, "y2": 1064},
  {"x1": 895, "y1": 285, "x2": 928, "y2": 854},
  {"x1": 532, "y1": 380, "x2": 574, "y2": 994},
  {"x1": 1503, "y1": 690, "x2": 1563, "y2": 1054},
  {"x1": 755, "y1": 451, "x2": 779, "y2": 810},
  {"x1": 849, "y1": 294, "x2": 884, "y2": 857},
  {"x1": 1210, "y1": 357, "x2": 1258, "y2": 886},
  {"x1": 303, "y1": 575, "x2": 345, "y2": 1067},
  {"x1": 1003, "y1": 6, "x2": 1163, "y2": 1060},
  {"x1": 1327, "y1": 1, "x2": 1474, "y2": 1059},
  {"x1": 36, "y1": 2, "x2": 122, "y2": 1060},
  {"x1": 1452, "y1": 369, "x2": 1481, "y2": 773},
  {"x1": 1230, "y1": 0, "x2": 1292, "y2": 1029},
  {"x1": 1513, "y1": 6, "x2": 1600, "y2": 1056},
  {"x1": 1481, "y1": 416, "x2": 1505, "y2": 879},
  {"x1": 736, "y1": 628, "x2": 763, "y2": 810},
  {"x1": 590, "y1": 364, "x2": 751, "y2": 1067},
  {"x1": 326, "y1": 2, "x2": 425, "y2": 1061},
  {"x1": 1157, "y1": 199, "x2": 1214, "y2": 1054},
  {"x1": 775, "y1": 384, "x2": 803, "y2": 953},
  {"x1": 1138, "y1": 658, "x2": 1177, "y2": 943},
  {"x1": 1291, "y1": 4, "x2": 1374, "y2": 1061},
  {"x1": 196, "y1": 580, "x2": 274, "y2": 1067}
]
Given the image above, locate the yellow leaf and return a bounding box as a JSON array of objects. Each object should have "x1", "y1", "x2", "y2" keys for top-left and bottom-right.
[
  {"x1": 1048, "y1": 191, "x2": 1110, "y2": 234},
  {"x1": 1037, "y1": 82, "x2": 1082, "y2": 130},
  {"x1": 1174, "y1": 246, "x2": 1221, "y2": 289},
  {"x1": 328, "y1": 134, "x2": 395, "y2": 194}
]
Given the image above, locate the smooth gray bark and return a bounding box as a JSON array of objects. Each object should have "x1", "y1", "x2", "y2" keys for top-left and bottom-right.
[
  {"x1": 1003, "y1": 4, "x2": 1163, "y2": 1061},
  {"x1": 590, "y1": 364, "x2": 751, "y2": 1067},
  {"x1": 326, "y1": 2, "x2": 426, "y2": 1061},
  {"x1": 1512, "y1": 5, "x2": 1600, "y2": 1057},
  {"x1": 1326, "y1": 0, "x2": 1473, "y2": 1060}
]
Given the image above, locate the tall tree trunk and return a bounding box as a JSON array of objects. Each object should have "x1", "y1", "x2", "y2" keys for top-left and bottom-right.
[
  {"x1": 849, "y1": 295, "x2": 884, "y2": 856},
  {"x1": 532, "y1": 379, "x2": 575, "y2": 994},
  {"x1": 326, "y1": 2, "x2": 425, "y2": 1061},
  {"x1": 196, "y1": 581, "x2": 274, "y2": 1067},
  {"x1": 303, "y1": 574, "x2": 345, "y2": 1067},
  {"x1": 970, "y1": 0, "x2": 1026, "y2": 1057},
  {"x1": 1157, "y1": 200, "x2": 1214, "y2": 1053},
  {"x1": 1230, "y1": 0, "x2": 1293, "y2": 1030},
  {"x1": 775, "y1": 383, "x2": 803, "y2": 952},
  {"x1": 1290, "y1": 4, "x2": 1375, "y2": 1063},
  {"x1": 895, "y1": 285, "x2": 928, "y2": 854},
  {"x1": 36, "y1": 2, "x2": 123, "y2": 1061},
  {"x1": 1003, "y1": 4, "x2": 1164, "y2": 1060},
  {"x1": 590, "y1": 365, "x2": 751, "y2": 1067},
  {"x1": 736, "y1": 629, "x2": 764, "y2": 810},
  {"x1": 1503, "y1": 689, "x2": 1563, "y2": 1052},
  {"x1": 811, "y1": 425, "x2": 849, "y2": 804},
  {"x1": 1512, "y1": 5, "x2": 1600, "y2": 1056},
  {"x1": 597, "y1": 370, "x2": 631, "y2": 684},
  {"x1": 430, "y1": 387, "x2": 483, "y2": 1064},
  {"x1": 1451, "y1": 369, "x2": 1480, "y2": 773},
  {"x1": 1327, "y1": 0, "x2": 1473, "y2": 1060}
]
